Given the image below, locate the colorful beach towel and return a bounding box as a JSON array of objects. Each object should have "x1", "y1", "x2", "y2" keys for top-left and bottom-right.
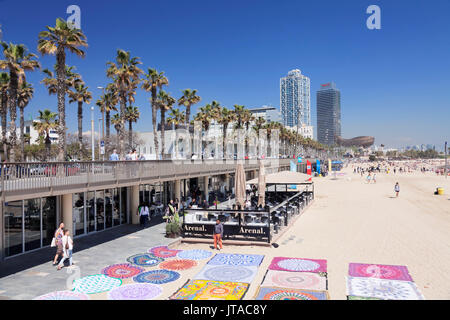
[
  {"x1": 346, "y1": 276, "x2": 425, "y2": 300},
  {"x1": 127, "y1": 253, "x2": 163, "y2": 267},
  {"x1": 159, "y1": 259, "x2": 197, "y2": 271},
  {"x1": 149, "y1": 246, "x2": 181, "y2": 258},
  {"x1": 261, "y1": 270, "x2": 327, "y2": 291},
  {"x1": 348, "y1": 263, "x2": 413, "y2": 281},
  {"x1": 268, "y1": 257, "x2": 327, "y2": 273},
  {"x1": 177, "y1": 249, "x2": 213, "y2": 261},
  {"x1": 208, "y1": 253, "x2": 264, "y2": 267},
  {"x1": 254, "y1": 287, "x2": 329, "y2": 300},
  {"x1": 133, "y1": 270, "x2": 180, "y2": 284},
  {"x1": 194, "y1": 265, "x2": 258, "y2": 283},
  {"x1": 72, "y1": 274, "x2": 122, "y2": 294},
  {"x1": 170, "y1": 280, "x2": 249, "y2": 300},
  {"x1": 34, "y1": 291, "x2": 90, "y2": 300},
  {"x1": 107, "y1": 283, "x2": 162, "y2": 300},
  {"x1": 101, "y1": 263, "x2": 144, "y2": 279},
  {"x1": 347, "y1": 295, "x2": 382, "y2": 300}
]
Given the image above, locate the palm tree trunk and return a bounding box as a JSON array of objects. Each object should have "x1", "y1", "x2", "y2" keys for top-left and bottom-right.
[
  {"x1": 1, "y1": 90, "x2": 7, "y2": 161},
  {"x1": 185, "y1": 104, "x2": 191, "y2": 127},
  {"x1": 223, "y1": 124, "x2": 227, "y2": 158},
  {"x1": 8, "y1": 72, "x2": 18, "y2": 162},
  {"x1": 128, "y1": 120, "x2": 133, "y2": 149},
  {"x1": 77, "y1": 101, "x2": 83, "y2": 159},
  {"x1": 56, "y1": 48, "x2": 67, "y2": 161},
  {"x1": 160, "y1": 109, "x2": 165, "y2": 159},
  {"x1": 19, "y1": 106, "x2": 25, "y2": 161},
  {"x1": 105, "y1": 110, "x2": 111, "y2": 154},
  {"x1": 119, "y1": 92, "x2": 126, "y2": 157},
  {"x1": 151, "y1": 88, "x2": 159, "y2": 158}
]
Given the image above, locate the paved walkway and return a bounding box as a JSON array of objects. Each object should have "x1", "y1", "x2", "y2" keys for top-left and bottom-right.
[{"x1": 0, "y1": 218, "x2": 178, "y2": 300}]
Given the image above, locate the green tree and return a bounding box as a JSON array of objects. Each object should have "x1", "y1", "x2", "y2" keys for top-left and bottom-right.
[
  {"x1": 124, "y1": 105, "x2": 140, "y2": 149},
  {"x1": 38, "y1": 18, "x2": 88, "y2": 161},
  {"x1": 17, "y1": 81, "x2": 34, "y2": 161},
  {"x1": 33, "y1": 109, "x2": 58, "y2": 161}
]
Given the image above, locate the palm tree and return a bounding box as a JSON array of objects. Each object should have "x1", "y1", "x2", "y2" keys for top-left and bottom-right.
[
  {"x1": 252, "y1": 116, "x2": 266, "y2": 157},
  {"x1": 217, "y1": 107, "x2": 235, "y2": 158},
  {"x1": 111, "y1": 113, "x2": 121, "y2": 139},
  {"x1": 68, "y1": 83, "x2": 92, "y2": 157},
  {"x1": 106, "y1": 50, "x2": 142, "y2": 157},
  {"x1": 194, "y1": 103, "x2": 216, "y2": 156},
  {"x1": 167, "y1": 108, "x2": 186, "y2": 158},
  {"x1": 242, "y1": 109, "x2": 255, "y2": 157},
  {"x1": 33, "y1": 109, "x2": 58, "y2": 161},
  {"x1": 0, "y1": 72, "x2": 9, "y2": 159},
  {"x1": 38, "y1": 18, "x2": 88, "y2": 161},
  {"x1": 157, "y1": 90, "x2": 175, "y2": 159},
  {"x1": 141, "y1": 68, "x2": 168, "y2": 158},
  {"x1": 96, "y1": 85, "x2": 118, "y2": 154},
  {"x1": 178, "y1": 89, "x2": 201, "y2": 126},
  {"x1": 124, "y1": 105, "x2": 140, "y2": 149},
  {"x1": 232, "y1": 104, "x2": 246, "y2": 130},
  {"x1": 17, "y1": 82, "x2": 34, "y2": 161},
  {"x1": 0, "y1": 42, "x2": 40, "y2": 162}
]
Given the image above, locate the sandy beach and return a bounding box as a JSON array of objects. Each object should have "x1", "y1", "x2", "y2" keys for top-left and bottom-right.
[{"x1": 128, "y1": 166, "x2": 450, "y2": 300}]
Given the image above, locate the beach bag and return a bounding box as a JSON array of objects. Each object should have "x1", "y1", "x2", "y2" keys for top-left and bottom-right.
[{"x1": 51, "y1": 237, "x2": 56, "y2": 247}]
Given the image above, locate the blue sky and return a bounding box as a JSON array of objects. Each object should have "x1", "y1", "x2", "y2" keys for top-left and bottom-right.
[{"x1": 1, "y1": 0, "x2": 449, "y2": 149}]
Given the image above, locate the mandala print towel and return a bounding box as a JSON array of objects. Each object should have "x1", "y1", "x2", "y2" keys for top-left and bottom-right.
[
  {"x1": 127, "y1": 253, "x2": 164, "y2": 267},
  {"x1": 254, "y1": 287, "x2": 329, "y2": 300},
  {"x1": 261, "y1": 270, "x2": 327, "y2": 291},
  {"x1": 193, "y1": 265, "x2": 258, "y2": 283},
  {"x1": 149, "y1": 246, "x2": 181, "y2": 258},
  {"x1": 268, "y1": 257, "x2": 327, "y2": 273},
  {"x1": 346, "y1": 276, "x2": 424, "y2": 300},
  {"x1": 34, "y1": 291, "x2": 90, "y2": 300},
  {"x1": 208, "y1": 253, "x2": 264, "y2": 267},
  {"x1": 348, "y1": 263, "x2": 413, "y2": 281},
  {"x1": 72, "y1": 274, "x2": 122, "y2": 294},
  {"x1": 108, "y1": 283, "x2": 162, "y2": 300},
  {"x1": 170, "y1": 280, "x2": 249, "y2": 300},
  {"x1": 177, "y1": 249, "x2": 212, "y2": 261}
]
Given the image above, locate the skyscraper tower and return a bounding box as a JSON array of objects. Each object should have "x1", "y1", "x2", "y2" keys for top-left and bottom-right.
[
  {"x1": 280, "y1": 69, "x2": 311, "y2": 128},
  {"x1": 317, "y1": 82, "x2": 341, "y2": 146}
]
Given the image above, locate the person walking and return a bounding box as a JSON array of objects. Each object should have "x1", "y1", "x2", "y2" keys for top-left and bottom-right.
[
  {"x1": 213, "y1": 219, "x2": 224, "y2": 250},
  {"x1": 52, "y1": 223, "x2": 65, "y2": 265},
  {"x1": 57, "y1": 229, "x2": 73, "y2": 270},
  {"x1": 394, "y1": 182, "x2": 400, "y2": 197},
  {"x1": 109, "y1": 149, "x2": 119, "y2": 161},
  {"x1": 139, "y1": 202, "x2": 150, "y2": 227},
  {"x1": 373, "y1": 173, "x2": 377, "y2": 184}
]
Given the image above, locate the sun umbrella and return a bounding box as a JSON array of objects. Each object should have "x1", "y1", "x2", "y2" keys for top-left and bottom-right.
[
  {"x1": 234, "y1": 163, "x2": 246, "y2": 209},
  {"x1": 257, "y1": 161, "x2": 266, "y2": 207}
]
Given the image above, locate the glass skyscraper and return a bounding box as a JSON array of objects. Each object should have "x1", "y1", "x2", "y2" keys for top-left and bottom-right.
[
  {"x1": 316, "y1": 82, "x2": 341, "y2": 146},
  {"x1": 280, "y1": 69, "x2": 311, "y2": 127}
]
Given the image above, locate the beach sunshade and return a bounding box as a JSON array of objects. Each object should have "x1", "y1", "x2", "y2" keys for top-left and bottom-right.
[
  {"x1": 234, "y1": 163, "x2": 246, "y2": 209},
  {"x1": 257, "y1": 161, "x2": 266, "y2": 207}
]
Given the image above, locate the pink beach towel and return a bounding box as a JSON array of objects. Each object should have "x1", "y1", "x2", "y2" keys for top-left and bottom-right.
[{"x1": 348, "y1": 263, "x2": 413, "y2": 281}]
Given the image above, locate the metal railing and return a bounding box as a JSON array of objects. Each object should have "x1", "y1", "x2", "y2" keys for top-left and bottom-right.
[{"x1": 0, "y1": 159, "x2": 291, "y2": 201}]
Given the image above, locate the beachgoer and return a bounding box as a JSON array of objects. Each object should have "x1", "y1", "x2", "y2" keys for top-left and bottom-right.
[
  {"x1": 57, "y1": 229, "x2": 73, "y2": 270},
  {"x1": 213, "y1": 219, "x2": 223, "y2": 250},
  {"x1": 109, "y1": 149, "x2": 119, "y2": 161},
  {"x1": 52, "y1": 223, "x2": 65, "y2": 265},
  {"x1": 373, "y1": 173, "x2": 377, "y2": 184},
  {"x1": 394, "y1": 182, "x2": 400, "y2": 197},
  {"x1": 131, "y1": 149, "x2": 138, "y2": 161},
  {"x1": 139, "y1": 202, "x2": 150, "y2": 227}
]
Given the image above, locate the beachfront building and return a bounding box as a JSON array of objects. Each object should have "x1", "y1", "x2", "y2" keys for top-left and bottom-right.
[
  {"x1": 285, "y1": 124, "x2": 314, "y2": 140},
  {"x1": 317, "y1": 82, "x2": 341, "y2": 146},
  {"x1": 0, "y1": 120, "x2": 59, "y2": 145},
  {"x1": 249, "y1": 106, "x2": 281, "y2": 123},
  {"x1": 280, "y1": 69, "x2": 311, "y2": 128}
]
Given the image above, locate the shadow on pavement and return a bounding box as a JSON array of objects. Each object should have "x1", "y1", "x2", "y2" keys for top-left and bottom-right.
[{"x1": 0, "y1": 216, "x2": 165, "y2": 279}]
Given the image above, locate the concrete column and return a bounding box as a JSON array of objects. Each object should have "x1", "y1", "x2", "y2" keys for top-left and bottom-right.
[
  {"x1": 130, "y1": 185, "x2": 140, "y2": 224},
  {"x1": 175, "y1": 180, "x2": 181, "y2": 201},
  {"x1": 0, "y1": 202, "x2": 4, "y2": 261},
  {"x1": 253, "y1": 170, "x2": 258, "y2": 179},
  {"x1": 203, "y1": 176, "x2": 209, "y2": 202},
  {"x1": 61, "y1": 194, "x2": 73, "y2": 235}
]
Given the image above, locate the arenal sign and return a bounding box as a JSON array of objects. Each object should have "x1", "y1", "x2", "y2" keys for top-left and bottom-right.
[{"x1": 182, "y1": 223, "x2": 270, "y2": 239}]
